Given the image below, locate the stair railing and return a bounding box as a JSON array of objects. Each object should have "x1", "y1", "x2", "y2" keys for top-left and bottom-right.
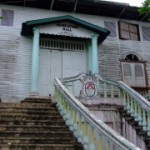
[
  {"x1": 96, "y1": 74, "x2": 150, "y2": 137},
  {"x1": 60, "y1": 73, "x2": 150, "y2": 137},
  {"x1": 54, "y1": 76, "x2": 142, "y2": 150},
  {"x1": 117, "y1": 81, "x2": 150, "y2": 136}
]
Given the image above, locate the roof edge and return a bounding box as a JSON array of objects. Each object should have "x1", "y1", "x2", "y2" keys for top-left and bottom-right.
[{"x1": 21, "y1": 15, "x2": 110, "y2": 43}]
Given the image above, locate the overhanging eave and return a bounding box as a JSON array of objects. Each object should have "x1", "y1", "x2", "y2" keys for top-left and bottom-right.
[{"x1": 21, "y1": 15, "x2": 110, "y2": 43}]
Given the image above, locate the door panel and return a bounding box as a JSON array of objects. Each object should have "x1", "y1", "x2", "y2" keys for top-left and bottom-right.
[
  {"x1": 49, "y1": 50, "x2": 62, "y2": 95},
  {"x1": 63, "y1": 51, "x2": 87, "y2": 96},
  {"x1": 39, "y1": 49, "x2": 51, "y2": 95},
  {"x1": 39, "y1": 49, "x2": 87, "y2": 96}
]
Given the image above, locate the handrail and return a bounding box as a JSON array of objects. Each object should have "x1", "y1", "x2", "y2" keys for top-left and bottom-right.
[
  {"x1": 117, "y1": 81, "x2": 150, "y2": 111},
  {"x1": 56, "y1": 72, "x2": 150, "y2": 139},
  {"x1": 54, "y1": 77, "x2": 142, "y2": 150},
  {"x1": 95, "y1": 74, "x2": 150, "y2": 111}
]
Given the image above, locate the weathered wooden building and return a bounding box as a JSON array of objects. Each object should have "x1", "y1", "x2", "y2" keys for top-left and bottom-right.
[
  {"x1": 0, "y1": 1, "x2": 150, "y2": 150},
  {"x1": 0, "y1": 0, "x2": 149, "y2": 102}
]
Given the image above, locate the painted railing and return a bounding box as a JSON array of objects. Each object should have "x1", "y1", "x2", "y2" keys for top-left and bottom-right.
[
  {"x1": 97, "y1": 75, "x2": 150, "y2": 136},
  {"x1": 60, "y1": 73, "x2": 150, "y2": 137},
  {"x1": 54, "y1": 74, "x2": 144, "y2": 150},
  {"x1": 117, "y1": 81, "x2": 150, "y2": 135}
]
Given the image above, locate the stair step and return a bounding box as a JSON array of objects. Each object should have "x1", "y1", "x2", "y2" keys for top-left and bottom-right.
[
  {"x1": 0, "y1": 98, "x2": 84, "y2": 149},
  {"x1": 0, "y1": 113, "x2": 61, "y2": 120},
  {"x1": 0, "y1": 144, "x2": 83, "y2": 150},
  {"x1": 0, "y1": 109, "x2": 58, "y2": 114},
  {"x1": 0, "y1": 115, "x2": 62, "y2": 120},
  {"x1": 22, "y1": 97, "x2": 52, "y2": 103},
  {"x1": 0, "y1": 119, "x2": 66, "y2": 126},
  {"x1": 0, "y1": 131, "x2": 74, "y2": 137},
  {"x1": 0, "y1": 137, "x2": 77, "y2": 144},
  {"x1": 0, "y1": 125, "x2": 69, "y2": 132},
  {"x1": 0, "y1": 103, "x2": 56, "y2": 109}
]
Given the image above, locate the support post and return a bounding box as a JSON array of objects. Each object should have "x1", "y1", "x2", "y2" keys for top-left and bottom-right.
[
  {"x1": 91, "y1": 34, "x2": 99, "y2": 74},
  {"x1": 88, "y1": 41, "x2": 92, "y2": 72},
  {"x1": 31, "y1": 27, "x2": 40, "y2": 95}
]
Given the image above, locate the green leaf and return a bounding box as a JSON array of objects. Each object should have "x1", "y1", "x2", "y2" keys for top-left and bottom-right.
[
  {"x1": 138, "y1": 0, "x2": 150, "y2": 21},
  {"x1": 0, "y1": 16, "x2": 4, "y2": 19}
]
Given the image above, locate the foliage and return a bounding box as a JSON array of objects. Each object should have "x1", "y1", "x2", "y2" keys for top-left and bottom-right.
[{"x1": 138, "y1": 0, "x2": 150, "y2": 21}]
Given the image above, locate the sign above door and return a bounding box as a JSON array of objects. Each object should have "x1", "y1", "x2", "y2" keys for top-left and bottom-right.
[
  {"x1": 21, "y1": 15, "x2": 110, "y2": 44},
  {"x1": 40, "y1": 21, "x2": 95, "y2": 38}
]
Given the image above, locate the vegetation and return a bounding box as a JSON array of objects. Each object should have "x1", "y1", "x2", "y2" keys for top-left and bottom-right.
[{"x1": 138, "y1": 0, "x2": 150, "y2": 21}]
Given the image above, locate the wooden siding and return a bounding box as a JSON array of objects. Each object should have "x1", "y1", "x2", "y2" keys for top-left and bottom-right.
[
  {"x1": 99, "y1": 38, "x2": 120, "y2": 81},
  {"x1": 0, "y1": 4, "x2": 150, "y2": 101}
]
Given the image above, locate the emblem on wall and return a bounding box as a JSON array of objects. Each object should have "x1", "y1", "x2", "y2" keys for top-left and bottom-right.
[{"x1": 80, "y1": 72, "x2": 98, "y2": 99}]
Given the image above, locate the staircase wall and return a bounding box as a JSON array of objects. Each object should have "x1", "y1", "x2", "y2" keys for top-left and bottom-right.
[
  {"x1": 80, "y1": 98, "x2": 148, "y2": 150},
  {"x1": 121, "y1": 118, "x2": 147, "y2": 150}
]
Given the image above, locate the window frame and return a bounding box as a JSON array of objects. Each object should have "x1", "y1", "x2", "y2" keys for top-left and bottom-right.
[
  {"x1": 104, "y1": 21, "x2": 117, "y2": 38},
  {"x1": 118, "y1": 21, "x2": 140, "y2": 41},
  {"x1": 1, "y1": 9, "x2": 14, "y2": 27},
  {"x1": 120, "y1": 60, "x2": 148, "y2": 88}
]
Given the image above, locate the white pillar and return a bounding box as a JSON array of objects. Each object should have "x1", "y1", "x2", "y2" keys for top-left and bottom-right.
[
  {"x1": 31, "y1": 27, "x2": 40, "y2": 95},
  {"x1": 91, "y1": 34, "x2": 99, "y2": 74}
]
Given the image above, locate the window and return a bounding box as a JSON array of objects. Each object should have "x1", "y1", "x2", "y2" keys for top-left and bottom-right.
[
  {"x1": 142, "y1": 26, "x2": 150, "y2": 41},
  {"x1": 104, "y1": 21, "x2": 117, "y2": 37},
  {"x1": 119, "y1": 21, "x2": 140, "y2": 41},
  {"x1": 1, "y1": 9, "x2": 14, "y2": 26},
  {"x1": 121, "y1": 54, "x2": 146, "y2": 87},
  {"x1": 40, "y1": 38, "x2": 86, "y2": 51}
]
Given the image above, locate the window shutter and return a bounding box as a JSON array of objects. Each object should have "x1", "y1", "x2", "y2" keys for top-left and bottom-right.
[
  {"x1": 122, "y1": 63, "x2": 133, "y2": 86},
  {"x1": 104, "y1": 21, "x2": 117, "y2": 37},
  {"x1": 142, "y1": 26, "x2": 150, "y2": 41},
  {"x1": 1, "y1": 9, "x2": 14, "y2": 26},
  {"x1": 134, "y1": 63, "x2": 146, "y2": 87},
  {"x1": 119, "y1": 22, "x2": 129, "y2": 40},
  {"x1": 121, "y1": 62, "x2": 146, "y2": 87}
]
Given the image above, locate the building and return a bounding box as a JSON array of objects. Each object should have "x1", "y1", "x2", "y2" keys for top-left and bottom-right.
[
  {"x1": 0, "y1": 0, "x2": 150, "y2": 101},
  {"x1": 0, "y1": 1, "x2": 150, "y2": 149}
]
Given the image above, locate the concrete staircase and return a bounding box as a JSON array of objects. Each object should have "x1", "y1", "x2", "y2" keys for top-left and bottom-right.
[
  {"x1": 119, "y1": 108, "x2": 150, "y2": 149},
  {"x1": 0, "y1": 97, "x2": 83, "y2": 150}
]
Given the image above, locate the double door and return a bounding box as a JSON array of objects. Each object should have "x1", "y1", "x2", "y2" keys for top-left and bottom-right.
[{"x1": 39, "y1": 49, "x2": 87, "y2": 96}]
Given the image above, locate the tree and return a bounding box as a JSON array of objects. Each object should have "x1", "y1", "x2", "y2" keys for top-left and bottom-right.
[{"x1": 138, "y1": 0, "x2": 150, "y2": 21}]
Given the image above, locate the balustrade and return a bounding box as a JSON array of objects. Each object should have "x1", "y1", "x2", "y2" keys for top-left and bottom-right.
[{"x1": 54, "y1": 74, "x2": 144, "y2": 150}]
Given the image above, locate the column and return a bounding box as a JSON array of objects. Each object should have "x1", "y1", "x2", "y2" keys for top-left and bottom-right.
[
  {"x1": 31, "y1": 27, "x2": 40, "y2": 95},
  {"x1": 88, "y1": 41, "x2": 92, "y2": 72},
  {"x1": 91, "y1": 34, "x2": 99, "y2": 74}
]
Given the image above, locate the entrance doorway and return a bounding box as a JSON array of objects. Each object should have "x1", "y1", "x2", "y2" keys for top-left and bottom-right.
[{"x1": 39, "y1": 39, "x2": 87, "y2": 96}]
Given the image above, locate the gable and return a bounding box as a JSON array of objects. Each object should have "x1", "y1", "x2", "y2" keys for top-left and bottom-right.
[{"x1": 21, "y1": 15, "x2": 110, "y2": 43}]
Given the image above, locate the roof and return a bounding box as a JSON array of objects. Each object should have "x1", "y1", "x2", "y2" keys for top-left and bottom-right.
[
  {"x1": 21, "y1": 15, "x2": 110, "y2": 43},
  {"x1": 0, "y1": 0, "x2": 149, "y2": 22}
]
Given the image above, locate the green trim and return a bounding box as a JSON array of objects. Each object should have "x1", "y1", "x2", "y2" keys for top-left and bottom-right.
[{"x1": 21, "y1": 15, "x2": 110, "y2": 43}]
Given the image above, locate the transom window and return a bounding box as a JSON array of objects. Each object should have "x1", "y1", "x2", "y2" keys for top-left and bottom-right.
[
  {"x1": 119, "y1": 21, "x2": 140, "y2": 41},
  {"x1": 40, "y1": 38, "x2": 86, "y2": 51},
  {"x1": 125, "y1": 54, "x2": 140, "y2": 61}
]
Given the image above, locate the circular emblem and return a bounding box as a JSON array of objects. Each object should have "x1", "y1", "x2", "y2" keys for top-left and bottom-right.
[{"x1": 85, "y1": 81, "x2": 96, "y2": 97}]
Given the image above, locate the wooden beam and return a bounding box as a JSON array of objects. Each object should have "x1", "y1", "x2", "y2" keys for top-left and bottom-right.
[
  {"x1": 73, "y1": 0, "x2": 78, "y2": 13},
  {"x1": 50, "y1": 0, "x2": 55, "y2": 10}
]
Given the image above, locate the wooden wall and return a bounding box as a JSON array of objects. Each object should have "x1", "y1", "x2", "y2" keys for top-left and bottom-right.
[{"x1": 0, "y1": 4, "x2": 150, "y2": 101}]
